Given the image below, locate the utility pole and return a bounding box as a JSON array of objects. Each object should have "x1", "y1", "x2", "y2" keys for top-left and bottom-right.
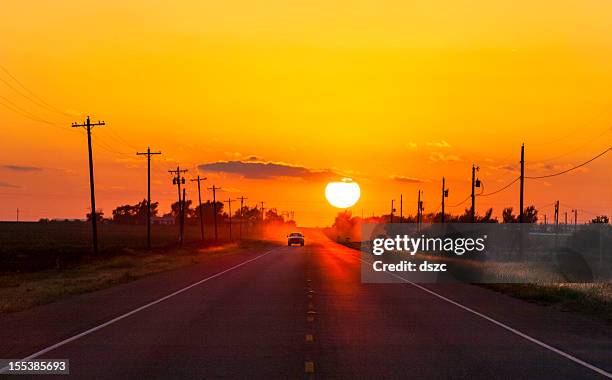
[
  {"x1": 207, "y1": 185, "x2": 221, "y2": 242},
  {"x1": 519, "y1": 144, "x2": 525, "y2": 223},
  {"x1": 190, "y1": 176, "x2": 207, "y2": 242},
  {"x1": 16, "y1": 208, "x2": 19, "y2": 223},
  {"x1": 137, "y1": 147, "x2": 161, "y2": 250},
  {"x1": 182, "y1": 188, "x2": 187, "y2": 241},
  {"x1": 400, "y1": 194, "x2": 403, "y2": 222},
  {"x1": 572, "y1": 209, "x2": 578, "y2": 226},
  {"x1": 564, "y1": 211, "x2": 568, "y2": 225},
  {"x1": 417, "y1": 190, "x2": 422, "y2": 227},
  {"x1": 390, "y1": 199, "x2": 395, "y2": 223},
  {"x1": 471, "y1": 164, "x2": 480, "y2": 223},
  {"x1": 72, "y1": 116, "x2": 105, "y2": 255},
  {"x1": 237, "y1": 196, "x2": 248, "y2": 240},
  {"x1": 261, "y1": 201, "x2": 265, "y2": 222},
  {"x1": 225, "y1": 198, "x2": 234, "y2": 241},
  {"x1": 169, "y1": 166, "x2": 188, "y2": 245},
  {"x1": 441, "y1": 177, "x2": 448, "y2": 224},
  {"x1": 544, "y1": 214, "x2": 547, "y2": 225},
  {"x1": 554, "y1": 200, "x2": 559, "y2": 227}
]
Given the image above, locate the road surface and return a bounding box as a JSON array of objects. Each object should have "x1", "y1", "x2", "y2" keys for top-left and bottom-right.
[{"x1": 0, "y1": 233, "x2": 610, "y2": 379}]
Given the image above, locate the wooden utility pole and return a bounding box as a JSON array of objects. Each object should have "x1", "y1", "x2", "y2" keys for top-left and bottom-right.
[
  {"x1": 261, "y1": 201, "x2": 265, "y2": 221},
  {"x1": 225, "y1": 198, "x2": 234, "y2": 241},
  {"x1": 471, "y1": 164, "x2": 480, "y2": 223},
  {"x1": 390, "y1": 199, "x2": 395, "y2": 223},
  {"x1": 190, "y1": 176, "x2": 207, "y2": 242},
  {"x1": 416, "y1": 190, "x2": 421, "y2": 225},
  {"x1": 441, "y1": 177, "x2": 447, "y2": 224},
  {"x1": 207, "y1": 185, "x2": 221, "y2": 242},
  {"x1": 168, "y1": 166, "x2": 188, "y2": 245},
  {"x1": 519, "y1": 144, "x2": 525, "y2": 223},
  {"x1": 237, "y1": 196, "x2": 248, "y2": 239},
  {"x1": 137, "y1": 147, "x2": 161, "y2": 250},
  {"x1": 554, "y1": 200, "x2": 559, "y2": 226},
  {"x1": 399, "y1": 194, "x2": 403, "y2": 222},
  {"x1": 72, "y1": 116, "x2": 105, "y2": 255}
]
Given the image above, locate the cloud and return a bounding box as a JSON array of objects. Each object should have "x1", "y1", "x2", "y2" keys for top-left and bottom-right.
[
  {"x1": 199, "y1": 160, "x2": 337, "y2": 180},
  {"x1": 426, "y1": 140, "x2": 451, "y2": 148},
  {"x1": 3, "y1": 165, "x2": 42, "y2": 172},
  {"x1": 428, "y1": 152, "x2": 461, "y2": 162},
  {"x1": 390, "y1": 175, "x2": 424, "y2": 183},
  {"x1": 0, "y1": 181, "x2": 19, "y2": 188}
]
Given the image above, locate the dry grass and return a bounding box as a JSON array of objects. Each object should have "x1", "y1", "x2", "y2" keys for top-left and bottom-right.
[
  {"x1": 0, "y1": 241, "x2": 274, "y2": 314},
  {"x1": 485, "y1": 283, "x2": 612, "y2": 324}
]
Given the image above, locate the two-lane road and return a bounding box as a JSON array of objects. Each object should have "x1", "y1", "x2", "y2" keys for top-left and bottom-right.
[{"x1": 1, "y1": 234, "x2": 610, "y2": 379}]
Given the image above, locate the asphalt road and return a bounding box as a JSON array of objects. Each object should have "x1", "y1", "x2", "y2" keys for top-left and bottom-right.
[{"x1": 0, "y1": 233, "x2": 610, "y2": 379}]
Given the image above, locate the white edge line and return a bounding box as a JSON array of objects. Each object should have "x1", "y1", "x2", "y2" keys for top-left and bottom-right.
[
  {"x1": 0, "y1": 247, "x2": 277, "y2": 374},
  {"x1": 357, "y1": 256, "x2": 612, "y2": 379}
]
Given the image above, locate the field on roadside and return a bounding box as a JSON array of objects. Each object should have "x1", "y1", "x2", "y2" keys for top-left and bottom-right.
[
  {"x1": 0, "y1": 221, "x2": 262, "y2": 271},
  {"x1": 0, "y1": 240, "x2": 275, "y2": 314},
  {"x1": 334, "y1": 236, "x2": 612, "y2": 324}
]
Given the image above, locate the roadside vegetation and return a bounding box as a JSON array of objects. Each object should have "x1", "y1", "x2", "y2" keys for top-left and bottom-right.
[
  {"x1": 0, "y1": 240, "x2": 275, "y2": 314},
  {"x1": 326, "y1": 210, "x2": 612, "y2": 324}
]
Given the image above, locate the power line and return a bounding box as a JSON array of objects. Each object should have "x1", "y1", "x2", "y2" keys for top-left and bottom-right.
[
  {"x1": 0, "y1": 64, "x2": 72, "y2": 118},
  {"x1": 478, "y1": 176, "x2": 520, "y2": 197},
  {"x1": 526, "y1": 147, "x2": 611, "y2": 179},
  {"x1": 535, "y1": 128, "x2": 610, "y2": 164},
  {"x1": 447, "y1": 195, "x2": 471, "y2": 208}
]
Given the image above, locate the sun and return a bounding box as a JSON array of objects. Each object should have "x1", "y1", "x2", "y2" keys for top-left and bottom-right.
[{"x1": 325, "y1": 178, "x2": 361, "y2": 208}]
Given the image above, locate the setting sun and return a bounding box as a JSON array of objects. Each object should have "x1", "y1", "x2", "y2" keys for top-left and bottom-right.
[{"x1": 325, "y1": 179, "x2": 361, "y2": 209}]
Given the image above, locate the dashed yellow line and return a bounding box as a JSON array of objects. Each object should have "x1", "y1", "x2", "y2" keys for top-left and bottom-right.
[{"x1": 305, "y1": 361, "x2": 315, "y2": 373}]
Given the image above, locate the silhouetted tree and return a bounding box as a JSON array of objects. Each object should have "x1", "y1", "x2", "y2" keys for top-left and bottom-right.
[
  {"x1": 590, "y1": 215, "x2": 609, "y2": 224},
  {"x1": 112, "y1": 199, "x2": 159, "y2": 224},
  {"x1": 502, "y1": 205, "x2": 537, "y2": 223}
]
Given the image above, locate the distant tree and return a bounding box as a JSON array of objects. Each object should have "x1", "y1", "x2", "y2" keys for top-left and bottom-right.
[
  {"x1": 523, "y1": 205, "x2": 538, "y2": 223},
  {"x1": 165, "y1": 199, "x2": 194, "y2": 223},
  {"x1": 264, "y1": 208, "x2": 285, "y2": 224},
  {"x1": 478, "y1": 207, "x2": 498, "y2": 223},
  {"x1": 241, "y1": 205, "x2": 261, "y2": 224},
  {"x1": 86, "y1": 209, "x2": 104, "y2": 222},
  {"x1": 502, "y1": 207, "x2": 517, "y2": 223},
  {"x1": 184, "y1": 200, "x2": 224, "y2": 225},
  {"x1": 502, "y1": 205, "x2": 537, "y2": 223},
  {"x1": 112, "y1": 199, "x2": 158, "y2": 224},
  {"x1": 590, "y1": 215, "x2": 609, "y2": 224}
]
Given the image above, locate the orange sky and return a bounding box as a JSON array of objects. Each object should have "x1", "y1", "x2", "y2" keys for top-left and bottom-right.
[{"x1": 1, "y1": 0, "x2": 611, "y2": 226}]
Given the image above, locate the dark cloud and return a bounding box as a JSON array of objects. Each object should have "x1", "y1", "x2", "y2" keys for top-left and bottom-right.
[
  {"x1": 0, "y1": 181, "x2": 19, "y2": 188},
  {"x1": 199, "y1": 160, "x2": 336, "y2": 180},
  {"x1": 3, "y1": 165, "x2": 42, "y2": 172},
  {"x1": 390, "y1": 175, "x2": 424, "y2": 183}
]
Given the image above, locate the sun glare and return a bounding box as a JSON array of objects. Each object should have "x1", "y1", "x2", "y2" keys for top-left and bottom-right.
[{"x1": 325, "y1": 178, "x2": 361, "y2": 209}]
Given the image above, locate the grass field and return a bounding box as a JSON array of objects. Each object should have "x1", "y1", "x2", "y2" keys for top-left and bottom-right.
[
  {"x1": 0, "y1": 221, "x2": 263, "y2": 271},
  {"x1": 0, "y1": 240, "x2": 275, "y2": 314}
]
